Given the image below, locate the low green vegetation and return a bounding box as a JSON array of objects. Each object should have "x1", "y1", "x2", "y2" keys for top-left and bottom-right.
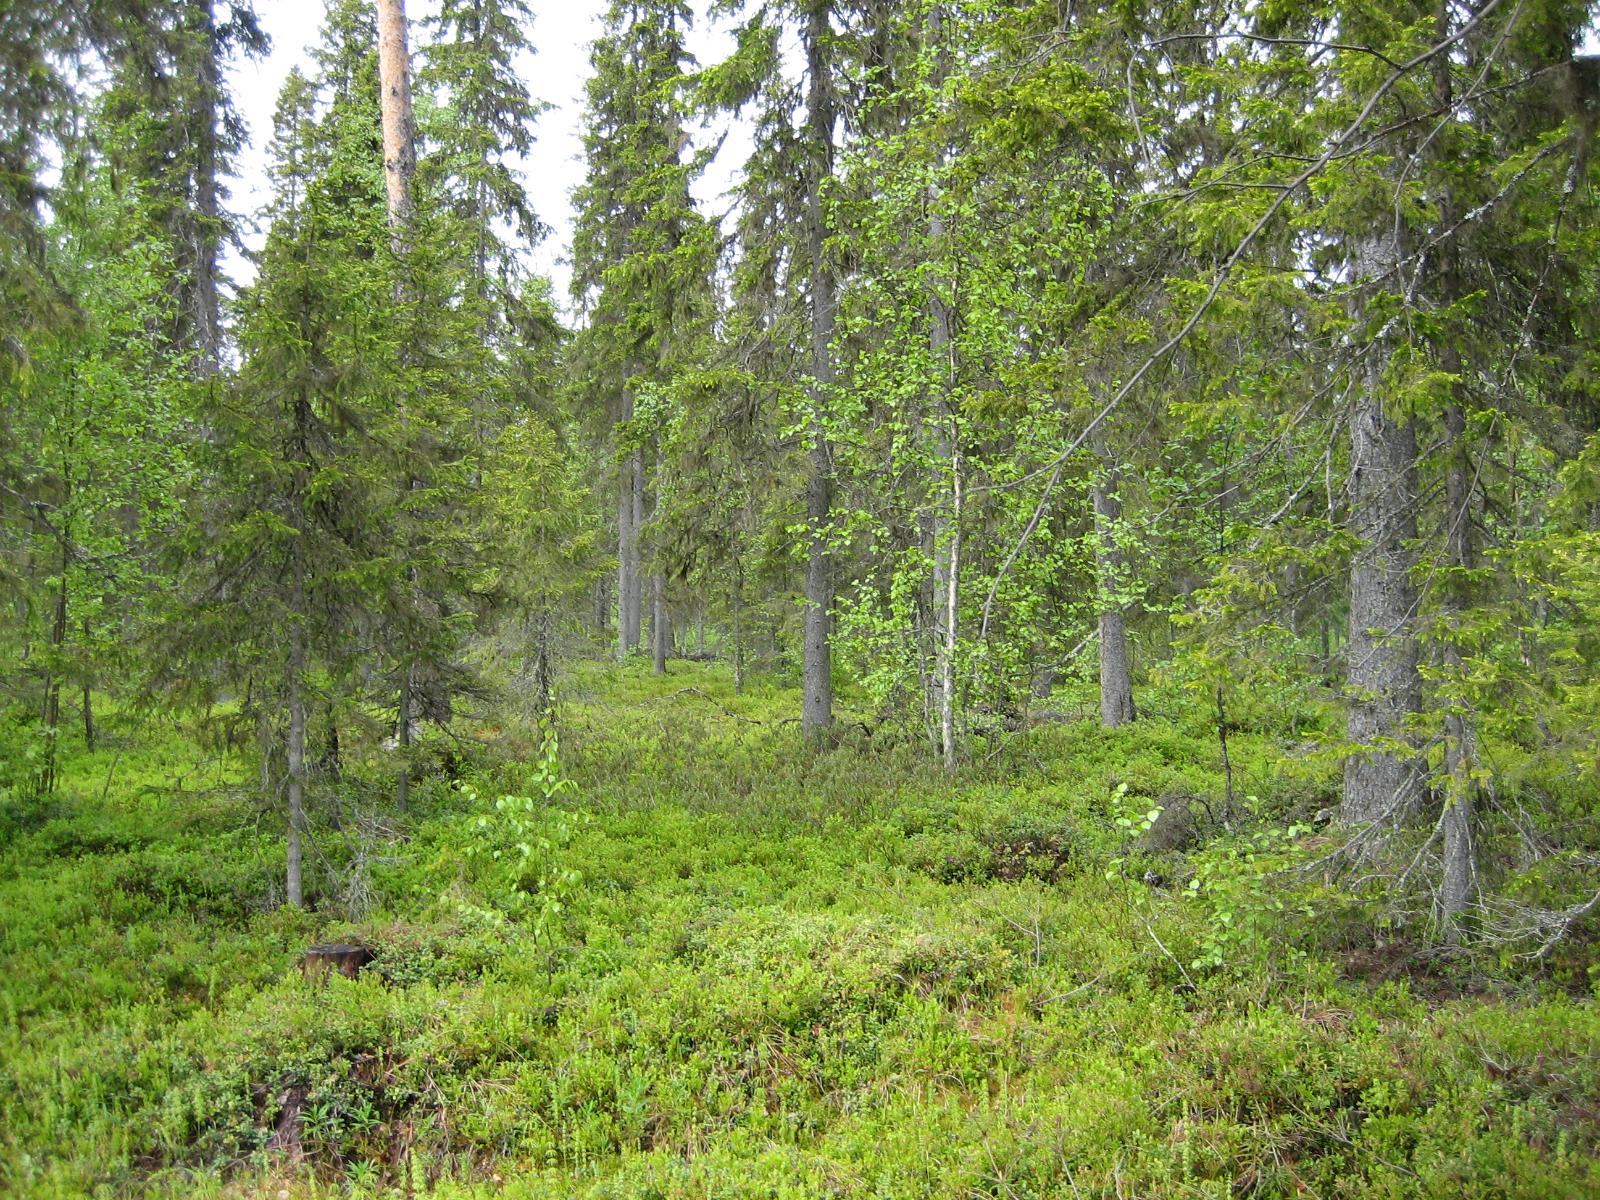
[{"x1": 4, "y1": 662, "x2": 1596, "y2": 1199}]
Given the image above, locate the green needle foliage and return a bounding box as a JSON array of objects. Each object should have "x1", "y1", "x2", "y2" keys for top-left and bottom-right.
[{"x1": 1, "y1": 0, "x2": 1599, "y2": 1193}]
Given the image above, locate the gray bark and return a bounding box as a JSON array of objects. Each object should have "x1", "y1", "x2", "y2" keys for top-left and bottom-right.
[
  {"x1": 732, "y1": 562, "x2": 746, "y2": 695},
  {"x1": 192, "y1": 14, "x2": 223, "y2": 377},
  {"x1": 801, "y1": 2, "x2": 836, "y2": 741},
  {"x1": 629, "y1": 449, "x2": 645, "y2": 648},
  {"x1": 651, "y1": 572, "x2": 668, "y2": 675},
  {"x1": 1439, "y1": 396, "x2": 1477, "y2": 935},
  {"x1": 1433, "y1": 20, "x2": 1477, "y2": 938},
  {"x1": 1341, "y1": 231, "x2": 1423, "y2": 825},
  {"x1": 286, "y1": 558, "x2": 307, "y2": 909},
  {"x1": 617, "y1": 371, "x2": 643, "y2": 657},
  {"x1": 614, "y1": 454, "x2": 633, "y2": 659}
]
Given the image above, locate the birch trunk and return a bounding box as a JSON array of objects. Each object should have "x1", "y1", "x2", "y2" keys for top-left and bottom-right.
[{"x1": 800, "y1": 1, "x2": 835, "y2": 741}]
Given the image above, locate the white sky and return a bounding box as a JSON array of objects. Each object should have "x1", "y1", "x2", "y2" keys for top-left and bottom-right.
[{"x1": 223, "y1": 0, "x2": 746, "y2": 312}]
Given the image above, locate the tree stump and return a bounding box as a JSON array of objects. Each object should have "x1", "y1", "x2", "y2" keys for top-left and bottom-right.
[{"x1": 301, "y1": 942, "x2": 374, "y2": 982}]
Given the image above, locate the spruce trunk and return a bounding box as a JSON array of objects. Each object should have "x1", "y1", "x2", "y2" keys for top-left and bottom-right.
[{"x1": 1341, "y1": 231, "x2": 1422, "y2": 826}]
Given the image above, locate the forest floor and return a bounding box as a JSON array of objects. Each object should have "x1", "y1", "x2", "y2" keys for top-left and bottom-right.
[{"x1": 2, "y1": 661, "x2": 1598, "y2": 1199}]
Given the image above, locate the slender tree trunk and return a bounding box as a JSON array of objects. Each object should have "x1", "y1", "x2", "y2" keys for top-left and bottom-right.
[
  {"x1": 1433, "y1": 27, "x2": 1477, "y2": 935},
  {"x1": 257, "y1": 686, "x2": 273, "y2": 802},
  {"x1": 395, "y1": 662, "x2": 413, "y2": 813},
  {"x1": 37, "y1": 535, "x2": 68, "y2": 796},
  {"x1": 623, "y1": 444, "x2": 645, "y2": 654},
  {"x1": 1091, "y1": 451, "x2": 1136, "y2": 727},
  {"x1": 531, "y1": 604, "x2": 553, "y2": 722},
  {"x1": 927, "y1": 3, "x2": 956, "y2": 758},
  {"x1": 1341, "y1": 232, "x2": 1422, "y2": 826},
  {"x1": 732, "y1": 561, "x2": 745, "y2": 695},
  {"x1": 594, "y1": 574, "x2": 611, "y2": 637},
  {"x1": 286, "y1": 560, "x2": 307, "y2": 909},
  {"x1": 801, "y1": 1, "x2": 836, "y2": 742},
  {"x1": 617, "y1": 452, "x2": 636, "y2": 661},
  {"x1": 192, "y1": 6, "x2": 223, "y2": 377},
  {"x1": 940, "y1": 452, "x2": 961, "y2": 770},
  {"x1": 81, "y1": 617, "x2": 93, "y2": 752}
]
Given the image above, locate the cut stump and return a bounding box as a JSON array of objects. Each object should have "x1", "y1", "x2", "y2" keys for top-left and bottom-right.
[{"x1": 301, "y1": 942, "x2": 374, "y2": 982}]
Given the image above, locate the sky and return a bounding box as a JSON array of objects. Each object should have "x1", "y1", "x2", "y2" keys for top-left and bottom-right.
[{"x1": 224, "y1": 0, "x2": 747, "y2": 309}]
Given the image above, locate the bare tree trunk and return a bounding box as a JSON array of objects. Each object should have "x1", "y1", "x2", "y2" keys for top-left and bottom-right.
[
  {"x1": 651, "y1": 573, "x2": 668, "y2": 674},
  {"x1": 81, "y1": 617, "x2": 94, "y2": 752},
  {"x1": 927, "y1": 3, "x2": 956, "y2": 760},
  {"x1": 617, "y1": 447, "x2": 637, "y2": 661},
  {"x1": 376, "y1": 0, "x2": 416, "y2": 237},
  {"x1": 1091, "y1": 453, "x2": 1136, "y2": 727},
  {"x1": 36, "y1": 534, "x2": 68, "y2": 796},
  {"x1": 626, "y1": 448, "x2": 644, "y2": 653},
  {"x1": 257, "y1": 687, "x2": 273, "y2": 802},
  {"x1": 1433, "y1": 24, "x2": 1477, "y2": 932},
  {"x1": 286, "y1": 560, "x2": 307, "y2": 909},
  {"x1": 192, "y1": 9, "x2": 223, "y2": 377},
  {"x1": 940, "y1": 452, "x2": 961, "y2": 770},
  {"x1": 801, "y1": 1, "x2": 835, "y2": 742},
  {"x1": 594, "y1": 574, "x2": 611, "y2": 637},
  {"x1": 395, "y1": 662, "x2": 413, "y2": 813},
  {"x1": 732, "y1": 561, "x2": 746, "y2": 695},
  {"x1": 377, "y1": 0, "x2": 420, "y2": 814},
  {"x1": 1341, "y1": 232, "x2": 1422, "y2": 826}
]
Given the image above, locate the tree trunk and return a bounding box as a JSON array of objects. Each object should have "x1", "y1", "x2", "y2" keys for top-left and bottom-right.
[
  {"x1": 192, "y1": 5, "x2": 224, "y2": 376},
  {"x1": 940, "y1": 452, "x2": 961, "y2": 770},
  {"x1": 375, "y1": 0, "x2": 416, "y2": 237},
  {"x1": 622, "y1": 446, "x2": 644, "y2": 655},
  {"x1": 36, "y1": 535, "x2": 68, "y2": 796},
  {"x1": 617, "y1": 453, "x2": 636, "y2": 658},
  {"x1": 926, "y1": 4, "x2": 957, "y2": 758},
  {"x1": 651, "y1": 573, "x2": 668, "y2": 674},
  {"x1": 1433, "y1": 23, "x2": 1477, "y2": 932},
  {"x1": 1439, "y1": 398, "x2": 1477, "y2": 937},
  {"x1": 1341, "y1": 231, "x2": 1422, "y2": 826},
  {"x1": 801, "y1": 3, "x2": 837, "y2": 743},
  {"x1": 530, "y1": 605, "x2": 553, "y2": 722},
  {"x1": 732, "y1": 561, "x2": 746, "y2": 695},
  {"x1": 377, "y1": 0, "x2": 419, "y2": 815},
  {"x1": 80, "y1": 617, "x2": 94, "y2": 752},
  {"x1": 593, "y1": 574, "x2": 611, "y2": 637},
  {"x1": 286, "y1": 560, "x2": 307, "y2": 909},
  {"x1": 395, "y1": 661, "x2": 413, "y2": 813},
  {"x1": 1091, "y1": 453, "x2": 1136, "y2": 727}
]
